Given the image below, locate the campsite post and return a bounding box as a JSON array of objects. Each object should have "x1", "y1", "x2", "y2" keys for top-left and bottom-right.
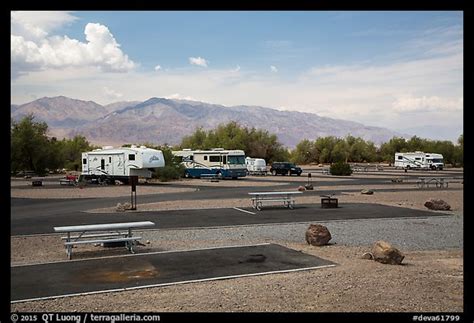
[{"x1": 130, "y1": 175, "x2": 138, "y2": 210}]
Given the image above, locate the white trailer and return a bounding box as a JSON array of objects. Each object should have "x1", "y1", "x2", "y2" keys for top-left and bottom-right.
[
  {"x1": 81, "y1": 145, "x2": 165, "y2": 183},
  {"x1": 394, "y1": 152, "x2": 444, "y2": 170},
  {"x1": 245, "y1": 157, "x2": 267, "y2": 175}
]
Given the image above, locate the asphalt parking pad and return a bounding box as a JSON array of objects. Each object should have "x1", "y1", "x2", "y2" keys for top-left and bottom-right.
[
  {"x1": 12, "y1": 202, "x2": 450, "y2": 236},
  {"x1": 11, "y1": 243, "x2": 336, "y2": 302}
]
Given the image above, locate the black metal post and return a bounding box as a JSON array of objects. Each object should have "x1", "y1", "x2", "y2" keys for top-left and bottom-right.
[{"x1": 130, "y1": 175, "x2": 138, "y2": 210}]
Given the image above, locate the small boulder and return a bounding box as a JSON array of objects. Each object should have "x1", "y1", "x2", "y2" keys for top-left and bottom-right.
[
  {"x1": 361, "y1": 189, "x2": 374, "y2": 195},
  {"x1": 297, "y1": 186, "x2": 306, "y2": 191},
  {"x1": 116, "y1": 202, "x2": 132, "y2": 212},
  {"x1": 424, "y1": 198, "x2": 451, "y2": 211},
  {"x1": 305, "y1": 224, "x2": 332, "y2": 246},
  {"x1": 372, "y1": 240, "x2": 404, "y2": 265}
]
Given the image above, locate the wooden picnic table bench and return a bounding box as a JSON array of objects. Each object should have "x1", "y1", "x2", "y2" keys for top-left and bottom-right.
[
  {"x1": 248, "y1": 191, "x2": 303, "y2": 211},
  {"x1": 321, "y1": 168, "x2": 330, "y2": 175},
  {"x1": 53, "y1": 221, "x2": 155, "y2": 259},
  {"x1": 416, "y1": 177, "x2": 449, "y2": 189}
]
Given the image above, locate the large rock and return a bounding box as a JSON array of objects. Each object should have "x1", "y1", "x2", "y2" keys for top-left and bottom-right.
[
  {"x1": 372, "y1": 240, "x2": 404, "y2": 265},
  {"x1": 361, "y1": 189, "x2": 374, "y2": 195},
  {"x1": 424, "y1": 199, "x2": 451, "y2": 211},
  {"x1": 297, "y1": 186, "x2": 306, "y2": 191},
  {"x1": 305, "y1": 224, "x2": 332, "y2": 246}
]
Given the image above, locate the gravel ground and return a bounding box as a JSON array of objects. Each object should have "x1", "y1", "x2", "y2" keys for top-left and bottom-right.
[{"x1": 138, "y1": 213, "x2": 463, "y2": 252}]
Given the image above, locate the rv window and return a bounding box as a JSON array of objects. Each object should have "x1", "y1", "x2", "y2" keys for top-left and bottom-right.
[
  {"x1": 415, "y1": 157, "x2": 421, "y2": 160},
  {"x1": 82, "y1": 158, "x2": 87, "y2": 164},
  {"x1": 223, "y1": 156, "x2": 227, "y2": 164},
  {"x1": 204, "y1": 156, "x2": 208, "y2": 161},
  {"x1": 101, "y1": 159, "x2": 105, "y2": 170},
  {"x1": 228, "y1": 155, "x2": 246, "y2": 165},
  {"x1": 397, "y1": 156, "x2": 403, "y2": 160},
  {"x1": 109, "y1": 157, "x2": 112, "y2": 163},
  {"x1": 209, "y1": 156, "x2": 220, "y2": 162},
  {"x1": 129, "y1": 154, "x2": 135, "y2": 161}
]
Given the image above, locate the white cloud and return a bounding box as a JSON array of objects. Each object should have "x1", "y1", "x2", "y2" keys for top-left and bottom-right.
[
  {"x1": 189, "y1": 56, "x2": 208, "y2": 67},
  {"x1": 11, "y1": 11, "x2": 78, "y2": 41},
  {"x1": 11, "y1": 17, "x2": 136, "y2": 77},
  {"x1": 164, "y1": 93, "x2": 197, "y2": 101},
  {"x1": 154, "y1": 65, "x2": 162, "y2": 71},
  {"x1": 270, "y1": 65, "x2": 278, "y2": 72},
  {"x1": 103, "y1": 86, "x2": 123, "y2": 100},
  {"x1": 392, "y1": 95, "x2": 462, "y2": 112}
]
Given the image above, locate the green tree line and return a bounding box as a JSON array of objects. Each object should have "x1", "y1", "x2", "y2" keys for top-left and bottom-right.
[
  {"x1": 11, "y1": 116, "x2": 463, "y2": 177},
  {"x1": 179, "y1": 123, "x2": 463, "y2": 166},
  {"x1": 11, "y1": 114, "x2": 98, "y2": 175},
  {"x1": 179, "y1": 121, "x2": 290, "y2": 163}
]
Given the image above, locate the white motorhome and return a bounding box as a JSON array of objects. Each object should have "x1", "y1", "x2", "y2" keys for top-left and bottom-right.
[
  {"x1": 424, "y1": 153, "x2": 444, "y2": 170},
  {"x1": 394, "y1": 152, "x2": 444, "y2": 170},
  {"x1": 245, "y1": 157, "x2": 267, "y2": 175},
  {"x1": 172, "y1": 148, "x2": 247, "y2": 179},
  {"x1": 81, "y1": 145, "x2": 165, "y2": 183}
]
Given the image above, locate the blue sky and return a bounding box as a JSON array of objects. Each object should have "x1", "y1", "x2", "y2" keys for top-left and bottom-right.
[{"x1": 11, "y1": 11, "x2": 463, "y2": 141}]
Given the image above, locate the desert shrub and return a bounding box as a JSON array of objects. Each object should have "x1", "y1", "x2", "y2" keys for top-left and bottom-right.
[
  {"x1": 330, "y1": 161, "x2": 353, "y2": 176},
  {"x1": 153, "y1": 165, "x2": 185, "y2": 182}
]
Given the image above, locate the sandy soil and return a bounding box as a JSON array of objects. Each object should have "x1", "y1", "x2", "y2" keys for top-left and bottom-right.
[{"x1": 11, "y1": 171, "x2": 464, "y2": 312}]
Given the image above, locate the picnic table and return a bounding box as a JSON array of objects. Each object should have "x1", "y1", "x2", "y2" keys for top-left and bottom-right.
[
  {"x1": 416, "y1": 177, "x2": 449, "y2": 189},
  {"x1": 53, "y1": 221, "x2": 155, "y2": 259},
  {"x1": 249, "y1": 191, "x2": 302, "y2": 211}
]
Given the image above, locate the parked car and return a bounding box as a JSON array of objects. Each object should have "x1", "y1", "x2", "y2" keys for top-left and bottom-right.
[{"x1": 270, "y1": 162, "x2": 302, "y2": 176}]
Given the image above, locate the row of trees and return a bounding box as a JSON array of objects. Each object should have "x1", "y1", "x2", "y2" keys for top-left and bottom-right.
[
  {"x1": 11, "y1": 116, "x2": 464, "y2": 177},
  {"x1": 291, "y1": 134, "x2": 463, "y2": 166},
  {"x1": 11, "y1": 115, "x2": 97, "y2": 175},
  {"x1": 180, "y1": 123, "x2": 463, "y2": 166},
  {"x1": 378, "y1": 135, "x2": 463, "y2": 166},
  {"x1": 179, "y1": 121, "x2": 290, "y2": 163}
]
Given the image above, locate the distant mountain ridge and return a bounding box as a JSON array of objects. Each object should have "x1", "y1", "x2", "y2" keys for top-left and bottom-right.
[{"x1": 11, "y1": 96, "x2": 406, "y2": 147}]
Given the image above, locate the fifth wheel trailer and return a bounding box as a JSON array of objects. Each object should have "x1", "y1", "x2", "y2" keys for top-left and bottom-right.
[{"x1": 81, "y1": 145, "x2": 165, "y2": 183}]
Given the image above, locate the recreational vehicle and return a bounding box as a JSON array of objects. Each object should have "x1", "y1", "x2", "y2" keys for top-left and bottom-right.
[
  {"x1": 394, "y1": 152, "x2": 444, "y2": 170},
  {"x1": 81, "y1": 145, "x2": 165, "y2": 183},
  {"x1": 424, "y1": 153, "x2": 444, "y2": 170},
  {"x1": 245, "y1": 157, "x2": 267, "y2": 175},
  {"x1": 172, "y1": 148, "x2": 247, "y2": 179}
]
